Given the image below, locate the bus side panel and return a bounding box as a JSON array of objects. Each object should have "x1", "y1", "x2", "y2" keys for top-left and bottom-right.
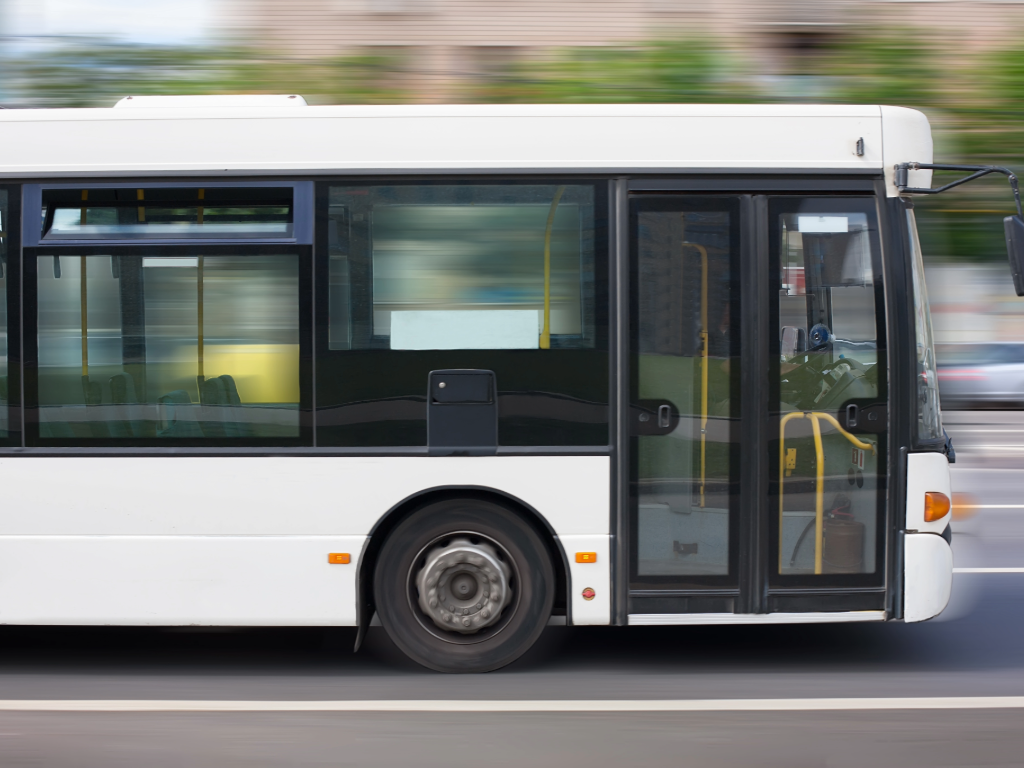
[
  {"x1": 903, "y1": 532, "x2": 952, "y2": 623},
  {"x1": 0, "y1": 456, "x2": 609, "y2": 625},
  {"x1": 556, "y1": 534, "x2": 611, "y2": 625},
  {"x1": 903, "y1": 452, "x2": 953, "y2": 622},
  {"x1": 0, "y1": 536, "x2": 367, "y2": 625}
]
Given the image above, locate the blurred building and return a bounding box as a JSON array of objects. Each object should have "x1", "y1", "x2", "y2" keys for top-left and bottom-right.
[{"x1": 217, "y1": 0, "x2": 1024, "y2": 101}]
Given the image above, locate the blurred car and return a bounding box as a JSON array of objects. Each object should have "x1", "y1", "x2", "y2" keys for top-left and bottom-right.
[{"x1": 937, "y1": 342, "x2": 1024, "y2": 409}]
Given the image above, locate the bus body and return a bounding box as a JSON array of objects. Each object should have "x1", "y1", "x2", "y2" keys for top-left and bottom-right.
[{"x1": 0, "y1": 101, "x2": 953, "y2": 671}]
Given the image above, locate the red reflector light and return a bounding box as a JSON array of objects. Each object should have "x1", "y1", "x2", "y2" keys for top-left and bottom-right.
[{"x1": 924, "y1": 492, "x2": 952, "y2": 523}]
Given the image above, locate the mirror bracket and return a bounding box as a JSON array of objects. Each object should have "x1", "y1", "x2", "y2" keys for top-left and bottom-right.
[{"x1": 895, "y1": 162, "x2": 1023, "y2": 219}]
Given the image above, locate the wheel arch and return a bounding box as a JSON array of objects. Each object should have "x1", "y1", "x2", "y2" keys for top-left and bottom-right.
[{"x1": 354, "y1": 485, "x2": 571, "y2": 651}]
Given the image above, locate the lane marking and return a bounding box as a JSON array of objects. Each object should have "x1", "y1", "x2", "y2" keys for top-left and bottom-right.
[
  {"x1": 0, "y1": 698, "x2": 1023, "y2": 712},
  {"x1": 950, "y1": 467, "x2": 1024, "y2": 471},
  {"x1": 954, "y1": 567, "x2": 1024, "y2": 573},
  {"x1": 966, "y1": 504, "x2": 1024, "y2": 509}
]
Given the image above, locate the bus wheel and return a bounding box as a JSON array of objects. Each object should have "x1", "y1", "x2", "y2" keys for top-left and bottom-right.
[{"x1": 373, "y1": 497, "x2": 554, "y2": 673}]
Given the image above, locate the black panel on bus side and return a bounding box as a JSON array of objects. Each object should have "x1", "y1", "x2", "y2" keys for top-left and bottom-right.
[{"x1": 313, "y1": 181, "x2": 610, "y2": 449}]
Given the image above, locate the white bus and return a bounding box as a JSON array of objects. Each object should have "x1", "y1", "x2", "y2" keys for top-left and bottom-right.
[{"x1": 0, "y1": 96, "x2": 1009, "y2": 673}]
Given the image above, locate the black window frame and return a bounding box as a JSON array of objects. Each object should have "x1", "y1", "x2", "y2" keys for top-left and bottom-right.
[{"x1": 0, "y1": 184, "x2": 22, "y2": 448}]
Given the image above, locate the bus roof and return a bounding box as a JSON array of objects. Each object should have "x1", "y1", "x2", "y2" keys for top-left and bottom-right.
[{"x1": 0, "y1": 102, "x2": 933, "y2": 194}]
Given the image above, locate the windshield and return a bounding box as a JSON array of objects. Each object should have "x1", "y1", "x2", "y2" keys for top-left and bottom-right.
[{"x1": 907, "y1": 208, "x2": 942, "y2": 441}]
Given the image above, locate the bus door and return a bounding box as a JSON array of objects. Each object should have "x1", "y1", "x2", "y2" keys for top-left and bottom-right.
[
  {"x1": 767, "y1": 196, "x2": 887, "y2": 606},
  {"x1": 628, "y1": 193, "x2": 888, "y2": 615},
  {"x1": 628, "y1": 196, "x2": 743, "y2": 611}
]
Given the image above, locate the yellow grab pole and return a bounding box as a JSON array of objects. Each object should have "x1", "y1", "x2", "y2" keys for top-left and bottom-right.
[
  {"x1": 811, "y1": 411, "x2": 876, "y2": 452},
  {"x1": 79, "y1": 191, "x2": 89, "y2": 378},
  {"x1": 540, "y1": 186, "x2": 566, "y2": 350},
  {"x1": 810, "y1": 414, "x2": 826, "y2": 575},
  {"x1": 137, "y1": 189, "x2": 145, "y2": 222},
  {"x1": 778, "y1": 411, "x2": 805, "y2": 568},
  {"x1": 198, "y1": 188, "x2": 204, "y2": 225},
  {"x1": 779, "y1": 409, "x2": 877, "y2": 575},
  {"x1": 80, "y1": 256, "x2": 88, "y2": 377},
  {"x1": 683, "y1": 242, "x2": 710, "y2": 508},
  {"x1": 197, "y1": 255, "x2": 205, "y2": 385}
]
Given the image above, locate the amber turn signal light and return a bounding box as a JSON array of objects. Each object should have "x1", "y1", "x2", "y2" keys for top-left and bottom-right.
[
  {"x1": 327, "y1": 553, "x2": 351, "y2": 565},
  {"x1": 576, "y1": 552, "x2": 597, "y2": 563},
  {"x1": 924, "y1": 492, "x2": 952, "y2": 522}
]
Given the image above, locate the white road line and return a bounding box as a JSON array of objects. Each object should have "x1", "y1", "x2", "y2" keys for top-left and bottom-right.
[
  {"x1": 947, "y1": 429, "x2": 1024, "y2": 434},
  {"x1": 0, "y1": 698, "x2": 1023, "y2": 713},
  {"x1": 954, "y1": 567, "x2": 1024, "y2": 573},
  {"x1": 959, "y1": 505, "x2": 1024, "y2": 509}
]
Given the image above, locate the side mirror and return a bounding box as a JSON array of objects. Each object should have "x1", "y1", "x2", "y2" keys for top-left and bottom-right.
[{"x1": 1007, "y1": 215, "x2": 1024, "y2": 296}]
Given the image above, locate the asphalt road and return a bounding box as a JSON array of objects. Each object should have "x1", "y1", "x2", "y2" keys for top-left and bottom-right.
[{"x1": 0, "y1": 412, "x2": 1021, "y2": 766}]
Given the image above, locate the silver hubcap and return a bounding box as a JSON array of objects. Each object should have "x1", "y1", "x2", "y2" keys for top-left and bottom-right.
[{"x1": 415, "y1": 538, "x2": 513, "y2": 634}]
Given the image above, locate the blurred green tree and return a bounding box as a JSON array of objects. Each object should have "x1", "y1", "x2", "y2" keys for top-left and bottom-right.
[
  {"x1": 478, "y1": 39, "x2": 758, "y2": 103},
  {"x1": 5, "y1": 42, "x2": 407, "y2": 107}
]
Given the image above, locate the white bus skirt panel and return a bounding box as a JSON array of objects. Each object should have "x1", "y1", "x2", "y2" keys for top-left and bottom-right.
[
  {"x1": 0, "y1": 535, "x2": 368, "y2": 625},
  {"x1": 904, "y1": 532, "x2": 953, "y2": 623},
  {"x1": 0, "y1": 456, "x2": 611, "y2": 625},
  {"x1": 556, "y1": 534, "x2": 611, "y2": 625}
]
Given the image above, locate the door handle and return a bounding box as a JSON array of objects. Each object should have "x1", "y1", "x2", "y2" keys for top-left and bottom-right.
[
  {"x1": 658, "y1": 404, "x2": 671, "y2": 429},
  {"x1": 846, "y1": 403, "x2": 858, "y2": 429}
]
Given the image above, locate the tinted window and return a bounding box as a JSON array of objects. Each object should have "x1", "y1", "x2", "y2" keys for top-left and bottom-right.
[
  {"x1": 318, "y1": 182, "x2": 608, "y2": 447},
  {"x1": 33, "y1": 253, "x2": 304, "y2": 443},
  {"x1": 0, "y1": 190, "x2": 9, "y2": 439},
  {"x1": 41, "y1": 187, "x2": 293, "y2": 241}
]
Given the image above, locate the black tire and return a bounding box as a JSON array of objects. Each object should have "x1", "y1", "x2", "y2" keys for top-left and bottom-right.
[{"x1": 373, "y1": 497, "x2": 554, "y2": 673}]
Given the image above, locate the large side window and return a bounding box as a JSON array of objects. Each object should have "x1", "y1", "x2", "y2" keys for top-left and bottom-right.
[
  {"x1": 0, "y1": 189, "x2": 14, "y2": 443},
  {"x1": 30, "y1": 251, "x2": 307, "y2": 444},
  {"x1": 317, "y1": 182, "x2": 608, "y2": 447}
]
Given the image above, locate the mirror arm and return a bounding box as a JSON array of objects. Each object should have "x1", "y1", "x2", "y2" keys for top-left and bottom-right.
[{"x1": 895, "y1": 162, "x2": 1023, "y2": 219}]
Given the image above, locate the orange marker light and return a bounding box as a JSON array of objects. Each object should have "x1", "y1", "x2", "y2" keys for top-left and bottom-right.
[
  {"x1": 328, "y1": 553, "x2": 351, "y2": 565},
  {"x1": 924, "y1": 492, "x2": 952, "y2": 523},
  {"x1": 576, "y1": 552, "x2": 598, "y2": 564}
]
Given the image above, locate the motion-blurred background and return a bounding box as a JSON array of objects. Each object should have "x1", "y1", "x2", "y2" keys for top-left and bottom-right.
[{"x1": 3, "y1": 0, "x2": 1024, "y2": 406}]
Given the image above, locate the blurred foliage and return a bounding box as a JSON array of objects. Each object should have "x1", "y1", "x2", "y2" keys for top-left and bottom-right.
[
  {"x1": 5, "y1": 42, "x2": 408, "y2": 107},
  {"x1": 476, "y1": 38, "x2": 757, "y2": 103},
  {"x1": 816, "y1": 29, "x2": 942, "y2": 108}
]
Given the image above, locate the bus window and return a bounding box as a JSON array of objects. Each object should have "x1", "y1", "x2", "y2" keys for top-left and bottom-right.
[
  {"x1": 318, "y1": 183, "x2": 607, "y2": 448},
  {"x1": 0, "y1": 190, "x2": 9, "y2": 439},
  {"x1": 40, "y1": 187, "x2": 293, "y2": 241},
  {"x1": 34, "y1": 254, "x2": 302, "y2": 443},
  {"x1": 771, "y1": 198, "x2": 885, "y2": 580},
  {"x1": 907, "y1": 207, "x2": 942, "y2": 441}
]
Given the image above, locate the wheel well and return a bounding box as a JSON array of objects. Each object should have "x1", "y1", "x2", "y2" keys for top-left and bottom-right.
[{"x1": 356, "y1": 487, "x2": 570, "y2": 639}]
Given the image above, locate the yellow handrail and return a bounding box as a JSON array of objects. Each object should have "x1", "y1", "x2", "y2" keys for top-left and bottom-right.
[
  {"x1": 683, "y1": 242, "x2": 709, "y2": 508},
  {"x1": 539, "y1": 186, "x2": 566, "y2": 350},
  {"x1": 197, "y1": 255, "x2": 205, "y2": 389},
  {"x1": 79, "y1": 191, "x2": 89, "y2": 379},
  {"x1": 778, "y1": 410, "x2": 875, "y2": 574},
  {"x1": 80, "y1": 256, "x2": 88, "y2": 378}
]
